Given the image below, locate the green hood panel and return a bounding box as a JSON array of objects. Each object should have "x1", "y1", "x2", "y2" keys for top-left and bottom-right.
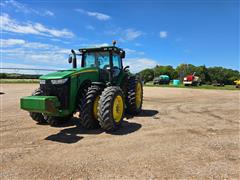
[
  {"x1": 40, "y1": 70, "x2": 75, "y2": 80},
  {"x1": 39, "y1": 67, "x2": 98, "y2": 80}
]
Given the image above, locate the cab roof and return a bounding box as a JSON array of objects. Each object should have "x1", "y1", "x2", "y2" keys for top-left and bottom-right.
[{"x1": 79, "y1": 46, "x2": 124, "y2": 54}]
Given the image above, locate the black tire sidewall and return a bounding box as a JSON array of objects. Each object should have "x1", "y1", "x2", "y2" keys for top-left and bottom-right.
[
  {"x1": 99, "y1": 86, "x2": 125, "y2": 131},
  {"x1": 29, "y1": 88, "x2": 46, "y2": 123},
  {"x1": 126, "y1": 76, "x2": 143, "y2": 115},
  {"x1": 78, "y1": 85, "x2": 102, "y2": 129},
  {"x1": 109, "y1": 89, "x2": 125, "y2": 127}
]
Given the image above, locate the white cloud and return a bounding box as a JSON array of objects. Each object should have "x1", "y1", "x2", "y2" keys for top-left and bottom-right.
[
  {"x1": 1, "y1": 0, "x2": 54, "y2": 16},
  {"x1": 1, "y1": 39, "x2": 71, "y2": 66},
  {"x1": 134, "y1": 43, "x2": 142, "y2": 47},
  {"x1": 0, "y1": 14, "x2": 74, "y2": 38},
  {"x1": 44, "y1": 10, "x2": 54, "y2": 16},
  {"x1": 1, "y1": 38, "x2": 25, "y2": 46},
  {"x1": 121, "y1": 29, "x2": 142, "y2": 41},
  {"x1": 76, "y1": 9, "x2": 111, "y2": 21},
  {"x1": 2, "y1": 0, "x2": 33, "y2": 13},
  {"x1": 123, "y1": 58, "x2": 158, "y2": 73},
  {"x1": 1, "y1": 62, "x2": 63, "y2": 74},
  {"x1": 125, "y1": 48, "x2": 145, "y2": 56},
  {"x1": 93, "y1": 43, "x2": 109, "y2": 47},
  {"x1": 105, "y1": 28, "x2": 143, "y2": 42},
  {"x1": 85, "y1": 25, "x2": 95, "y2": 30},
  {"x1": 159, "y1": 31, "x2": 168, "y2": 38},
  {"x1": 79, "y1": 43, "x2": 109, "y2": 47},
  {"x1": 1, "y1": 39, "x2": 64, "y2": 50},
  {"x1": 2, "y1": 62, "x2": 40, "y2": 69}
]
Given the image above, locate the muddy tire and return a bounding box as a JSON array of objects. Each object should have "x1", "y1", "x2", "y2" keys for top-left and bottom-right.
[
  {"x1": 126, "y1": 76, "x2": 143, "y2": 115},
  {"x1": 29, "y1": 88, "x2": 46, "y2": 124},
  {"x1": 98, "y1": 86, "x2": 125, "y2": 131},
  {"x1": 78, "y1": 85, "x2": 102, "y2": 129}
]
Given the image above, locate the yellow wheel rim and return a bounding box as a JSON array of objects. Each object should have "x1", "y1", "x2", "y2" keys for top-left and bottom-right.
[
  {"x1": 135, "y1": 82, "x2": 142, "y2": 109},
  {"x1": 93, "y1": 96, "x2": 100, "y2": 120},
  {"x1": 113, "y1": 95, "x2": 124, "y2": 123}
]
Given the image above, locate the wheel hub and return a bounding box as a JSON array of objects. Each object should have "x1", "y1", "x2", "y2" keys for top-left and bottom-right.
[{"x1": 113, "y1": 95, "x2": 123, "y2": 123}]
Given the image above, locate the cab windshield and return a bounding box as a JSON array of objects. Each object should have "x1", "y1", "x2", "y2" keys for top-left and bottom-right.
[
  {"x1": 82, "y1": 52, "x2": 109, "y2": 69},
  {"x1": 82, "y1": 51, "x2": 122, "y2": 70}
]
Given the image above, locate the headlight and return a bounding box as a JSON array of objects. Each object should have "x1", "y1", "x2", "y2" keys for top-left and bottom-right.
[
  {"x1": 39, "y1": 80, "x2": 46, "y2": 84},
  {"x1": 51, "y1": 78, "x2": 68, "y2": 84}
]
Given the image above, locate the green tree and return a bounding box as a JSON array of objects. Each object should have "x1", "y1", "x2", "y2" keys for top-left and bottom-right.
[
  {"x1": 138, "y1": 64, "x2": 240, "y2": 85},
  {"x1": 153, "y1": 65, "x2": 177, "y2": 79},
  {"x1": 0, "y1": 73, "x2": 7, "y2": 79},
  {"x1": 138, "y1": 69, "x2": 154, "y2": 82},
  {"x1": 176, "y1": 64, "x2": 197, "y2": 81}
]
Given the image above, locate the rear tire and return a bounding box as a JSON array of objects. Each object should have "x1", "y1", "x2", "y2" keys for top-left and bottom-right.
[
  {"x1": 98, "y1": 86, "x2": 124, "y2": 131},
  {"x1": 126, "y1": 76, "x2": 143, "y2": 115},
  {"x1": 78, "y1": 85, "x2": 102, "y2": 129},
  {"x1": 29, "y1": 88, "x2": 46, "y2": 124}
]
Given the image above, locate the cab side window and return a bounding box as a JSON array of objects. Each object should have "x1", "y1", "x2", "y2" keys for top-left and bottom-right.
[
  {"x1": 112, "y1": 54, "x2": 122, "y2": 69},
  {"x1": 83, "y1": 53, "x2": 96, "y2": 67},
  {"x1": 97, "y1": 52, "x2": 110, "y2": 70}
]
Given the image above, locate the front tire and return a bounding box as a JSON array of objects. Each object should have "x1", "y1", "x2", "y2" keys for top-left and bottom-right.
[
  {"x1": 78, "y1": 85, "x2": 102, "y2": 129},
  {"x1": 29, "y1": 88, "x2": 72, "y2": 126},
  {"x1": 98, "y1": 86, "x2": 125, "y2": 131},
  {"x1": 29, "y1": 88, "x2": 46, "y2": 124},
  {"x1": 46, "y1": 115, "x2": 72, "y2": 126}
]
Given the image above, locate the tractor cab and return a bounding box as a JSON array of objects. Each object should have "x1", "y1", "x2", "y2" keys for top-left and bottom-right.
[{"x1": 68, "y1": 42, "x2": 127, "y2": 84}]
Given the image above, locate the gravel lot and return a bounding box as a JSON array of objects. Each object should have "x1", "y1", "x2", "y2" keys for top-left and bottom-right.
[{"x1": 1, "y1": 84, "x2": 239, "y2": 179}]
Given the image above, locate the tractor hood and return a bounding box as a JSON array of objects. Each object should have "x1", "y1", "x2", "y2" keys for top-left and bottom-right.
[
  {"x1": 39, "y1": 67, "x2": 98, "y2": 80},
  {"x1": 40, "y1": 70, "x2": 76, "y2": 80}
]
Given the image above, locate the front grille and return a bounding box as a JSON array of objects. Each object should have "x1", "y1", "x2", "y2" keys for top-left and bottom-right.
[{"x1": 40, "y1": 79, "x2": 70, "y2": 109}]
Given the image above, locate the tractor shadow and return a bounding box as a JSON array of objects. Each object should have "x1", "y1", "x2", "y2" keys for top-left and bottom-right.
[
  {"x1": 45, "y1": 118, "x2": 102, "y2": 144},
  {"x1": 125, "y1": 109, "x2": 159, "y2": 119},
  {"x1": 137, "y1": 109, "x2": 159, "y2": 117},
  {"x1": 108, "y1": 121, "x2": 141, "y2": 135},
  {"x1": 45, "y1": 118, "x2": 141, "y2": 144}
]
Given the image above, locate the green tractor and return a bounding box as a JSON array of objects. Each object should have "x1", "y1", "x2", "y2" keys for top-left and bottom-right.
[{"x1": 20, "y1": 42, "x2": 143, "y2": 131}]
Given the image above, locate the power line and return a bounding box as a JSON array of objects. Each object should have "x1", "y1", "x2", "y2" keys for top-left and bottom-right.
[{"x1": 0, "y1": 67, "x2": 63, "y2": 71}]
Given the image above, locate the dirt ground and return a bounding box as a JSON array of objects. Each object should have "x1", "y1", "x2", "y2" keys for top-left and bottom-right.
[{"x1": 1, "y1": 84, "x2": 239, "y2": 179}]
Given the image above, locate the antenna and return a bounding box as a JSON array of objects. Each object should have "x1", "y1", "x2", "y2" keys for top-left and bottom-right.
[{"x1": 112, "y1": 40, "x2": 116, "y2": 46}]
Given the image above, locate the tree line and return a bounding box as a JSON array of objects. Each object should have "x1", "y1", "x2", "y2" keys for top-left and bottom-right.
[
  {"x1": 137, "y1": 64, "x2": 240, "y2": 85},
  {"x1": 0, "y1": 73, "x2": 41, "y2": 79}
]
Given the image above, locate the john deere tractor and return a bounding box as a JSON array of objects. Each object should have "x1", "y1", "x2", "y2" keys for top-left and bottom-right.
[{"x1": 20, "y1": 42, "x2": 143, "y2": 131}]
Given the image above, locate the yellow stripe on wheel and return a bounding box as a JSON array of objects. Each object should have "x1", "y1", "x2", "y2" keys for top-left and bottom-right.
[
  {"x1": 93, "y1": 96, "x2": 100, "y2": 120},
  {"x1": 113, "y1": 95, "x2": 124, "y2": 123},
  {"x1": 135, "y1": 82, "x2": 142, "y2": 109}
]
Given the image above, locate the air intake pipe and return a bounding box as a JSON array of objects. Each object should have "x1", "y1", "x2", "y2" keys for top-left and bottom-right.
[{"x1": 71, "y1": 49, "x2": 77, "y2": 68}]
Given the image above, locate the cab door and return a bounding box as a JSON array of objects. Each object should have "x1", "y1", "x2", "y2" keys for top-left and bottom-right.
[{"x1": 96, "y1": 52, "x2": 111, "y2": 82}]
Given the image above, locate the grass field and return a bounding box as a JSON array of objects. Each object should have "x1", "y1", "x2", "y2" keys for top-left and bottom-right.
[
  {"x1": 0, "y1": 79, "x2": 239, "y2": 90},
  {"x1": 0, "y1": 79, "x2": 39, "y2": 83},
  {"x1": 145, "y1": 82, "x2": 239, "y2": 90}
]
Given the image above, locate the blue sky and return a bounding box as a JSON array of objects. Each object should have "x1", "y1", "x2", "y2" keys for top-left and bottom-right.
[{"x1": 1, "y1": 0, "x2": 239, "y2": 74}]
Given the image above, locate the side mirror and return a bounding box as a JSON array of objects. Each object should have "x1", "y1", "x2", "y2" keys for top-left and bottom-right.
[
  {"x1": 123, "y1": 65, "x2": 129, "y2": 71},
  {"x1": 121, "y1": 51, "x2": 125, "y2": 58},
  {"x1": 68, "y1": 56, "x2": 72, "y2": 64}
]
